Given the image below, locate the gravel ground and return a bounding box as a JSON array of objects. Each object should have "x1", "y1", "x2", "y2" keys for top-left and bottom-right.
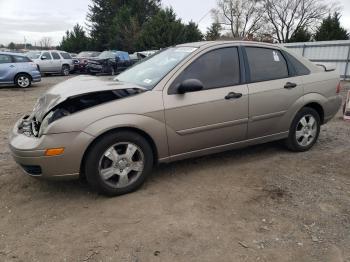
[{"x1": 0, "y1": 76, "x2": 349, "y2": 262}]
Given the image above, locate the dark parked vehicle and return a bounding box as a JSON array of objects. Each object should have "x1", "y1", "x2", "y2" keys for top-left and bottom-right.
[
  {"x1": 86, "y1": 50, "x2": 132, "y2": 75},
  {"x1": 75, "y1": 51, "x2": 100, "y2": 73}
]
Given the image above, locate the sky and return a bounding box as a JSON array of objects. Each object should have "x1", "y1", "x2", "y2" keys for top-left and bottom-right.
[{"x1": 0, "y1": 0, "x2": 349, "y2": 46}]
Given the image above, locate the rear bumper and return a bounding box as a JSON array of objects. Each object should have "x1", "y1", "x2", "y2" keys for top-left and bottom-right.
[
  {"x1": 9, "y1": 117, "x2": 94, "y2": 180},
  {"x1": 31, "y1": 70, "x2": 41, "y2": 82}
]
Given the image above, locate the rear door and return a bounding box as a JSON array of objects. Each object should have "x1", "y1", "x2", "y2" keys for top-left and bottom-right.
[
  {"x1": 0, "y1": 54, "x2": 16, "y2": 83},
  {"x1": 163, "y1": 46, "x2": 249, "y2": 156},
  {"x1": 244, "y1": 46, "x2": 303, "y2": 139},
  {"x1": 51, "y1": 51, "x2": 62, "y2": 72}
]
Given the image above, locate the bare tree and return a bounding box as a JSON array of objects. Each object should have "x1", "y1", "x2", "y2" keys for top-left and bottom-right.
[
  {"x1": 39, "y1": 37, "x2": 53, "y2": 49},
  {"x1": 263, "y1": 0, "x2": 332, "y2": 43},
  {"x1": 213, "y1": 0, "x2": 266, "y2": 39}
]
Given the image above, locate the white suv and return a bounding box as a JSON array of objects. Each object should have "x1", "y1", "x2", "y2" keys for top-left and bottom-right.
[{"x1": 26, "y1": 50, "x2": 74, "y2": 76}]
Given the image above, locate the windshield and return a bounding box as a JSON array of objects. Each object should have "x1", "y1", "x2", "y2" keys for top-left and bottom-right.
[
  {"x1": 26, "y1": 51, "x2": 41, "y2": 59},
  {"x1": 98, "y1": 51, "x2": 114, "y2": 59},
  {"x1": 77, "y1": 51, "x2": 100, "y2": 58},
  {"x1": 115, "y1": 47, "x2": 197, "y2": 89}
]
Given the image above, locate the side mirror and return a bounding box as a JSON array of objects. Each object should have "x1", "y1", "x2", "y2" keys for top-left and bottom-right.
[
  {"x1": 177, "y1": 79, "x2": 204, "y2": 94},
  {"x1": 41, "y1": 55, "x2": 47, "y2": 60}
]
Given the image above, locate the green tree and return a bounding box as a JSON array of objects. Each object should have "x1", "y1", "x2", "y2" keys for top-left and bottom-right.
[
  {"x1": 136, "y1": 8, "x2": 203, "y2": 50},
  {"x1": 60, "y1": 24, "x2": 90, "y2": 53},
  {"x1": 315, "y1": 12, "x2": 349, "y2": 41},
  {"x1": 183, "y1": 21, "x2": 203, "y2": 43},
  {"x1": 109, "y1": 6, "x2": 141, "y2": 52},
  {"x1": 87, "y1": 0, "x2": 161, "y2": 50},
  {"x1": 136, "y1": 8, "x2": 186, "y2": 50},
  {"x1": 8, "y1": 42, "x2": 15, "y2": 50},
  {"x1": 205, "y1": 23, "x2": 222, "y2": 40},
  {"x1": 288, "y1": 27, "x2": 311, "y2": 43}
]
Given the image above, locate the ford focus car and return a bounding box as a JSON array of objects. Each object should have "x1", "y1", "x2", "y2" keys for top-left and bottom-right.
[{"x1": 9, "y1": 41, "x2": 342, "y2": 196}]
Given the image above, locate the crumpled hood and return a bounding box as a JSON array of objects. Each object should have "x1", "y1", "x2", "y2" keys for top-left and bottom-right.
[{"x1": 30, "y1": 75, "x2": 146, "y2": 122}]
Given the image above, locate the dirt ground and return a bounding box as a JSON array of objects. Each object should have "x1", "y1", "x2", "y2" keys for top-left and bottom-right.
[{"x1": 0, "y1": 76, "x2": 350, "y2": 262}]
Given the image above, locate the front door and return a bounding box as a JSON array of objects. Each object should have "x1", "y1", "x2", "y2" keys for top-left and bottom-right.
[
  {"x1": 39, "y1": 51, "x2": 53, "y2": 72},
  {"x1": 163, "y1": 47, "x2": 249, "y2": 156}
]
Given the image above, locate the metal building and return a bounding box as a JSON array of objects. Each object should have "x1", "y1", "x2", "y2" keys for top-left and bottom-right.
[{"x1": 283, "y1": 40, "x2": 350, "y2": 80}]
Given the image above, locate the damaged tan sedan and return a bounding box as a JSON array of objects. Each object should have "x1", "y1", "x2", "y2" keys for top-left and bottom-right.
[{"x1": 9, "y1": 41, "x2": 342, "y2": 196}]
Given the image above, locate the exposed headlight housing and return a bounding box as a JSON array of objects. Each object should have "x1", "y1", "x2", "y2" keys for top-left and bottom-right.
[{"x1": 38, "y1": 111, "x2": 54, "y2": 137}]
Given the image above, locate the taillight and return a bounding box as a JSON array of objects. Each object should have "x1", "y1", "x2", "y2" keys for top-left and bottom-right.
[{"x1": 336, "y1": 82, "x2": 341, "y2": 94}]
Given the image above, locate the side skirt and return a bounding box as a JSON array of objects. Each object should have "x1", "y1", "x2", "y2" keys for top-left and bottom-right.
[{"x1": 158, "y1": 131, "x2": 289, "y2": 163}]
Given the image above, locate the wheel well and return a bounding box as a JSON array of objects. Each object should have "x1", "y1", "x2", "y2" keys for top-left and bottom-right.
[
  {"x1": 80, "y1": 127, "x2": 159, "y2": 178},
  {"x1": 62, "y1": 64, "x2": 70, "y2": 68},
  {"x1": 304, "y1": 102, "x2": 324, "y2": 124},
  {"x1": 14, "y1": 72, "x2": 32, "y2": 83}
]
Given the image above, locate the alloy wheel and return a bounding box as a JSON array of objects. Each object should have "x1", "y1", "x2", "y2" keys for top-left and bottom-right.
[
  {"x1": 63, "y1": 66, "x2": 69, "y2": 76},
  {"x1": 98, "y1": 142, "x2": 145, "y2": 189},
  {"x1": 17, "y1": 76, "x2": 30, "y2": 88},
  {"x1": 295, "y1": 114, "x2": 317, "y2": 147}
]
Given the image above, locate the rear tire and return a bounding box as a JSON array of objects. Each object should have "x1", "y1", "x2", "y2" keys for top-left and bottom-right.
[
  {"x1": 285, "y1": 107, "x2": 320, "y2": 152},
  {"x1": 15, "y1": 73, "x2": 31, "y2": 88},
  {"x1": 343, "y1": 103, "x2": 346, "y2": 115},
  {"x1": 84, "y1": 131, "x2": 154, "y2": 196}
]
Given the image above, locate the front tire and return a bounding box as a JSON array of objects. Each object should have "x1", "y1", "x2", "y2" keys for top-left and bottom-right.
[
  {"x1": 84, "y1": 131, "x2": 154, "y2": 196},
  {"x1": 110, "y1": 66, "x2": 116, "y2": 76},
  {"x1": 15, "y1": 74, "x2": 31, "y2": 88},
  {"x1": 285, "y1": 107, "x2": 321, "y2": 152},
  {"x1": 61, "y1": 65, "x2": 70, "y2": 76}
]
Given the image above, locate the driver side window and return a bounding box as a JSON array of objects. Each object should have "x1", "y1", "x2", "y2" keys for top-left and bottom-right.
[
  {"x1": 169, "y1": 47, "x2": 240, "y2": 94},
  {"x1": 42, "y1": 52, "x2": 52, "y2": 60}
]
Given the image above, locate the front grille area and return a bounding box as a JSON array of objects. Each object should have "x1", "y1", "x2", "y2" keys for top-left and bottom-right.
[{"x1": 21, "y1": 165, "x2": 42, "y2": 176}]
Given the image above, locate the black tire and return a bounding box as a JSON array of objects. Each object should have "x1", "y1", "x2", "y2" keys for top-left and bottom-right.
[
  {"x1": 285, "y1": 107, "x2": 321, "y2": 152},
  {"x1": 343, "y1": 103, "x2": 346, "y2": 115},
  {"x1": 110, "y1": 66, "x2": 116, "y2": 76},
  {"x1": 84, "y1": 131, "x2": 154, "y2": 196},
  {"x1": 15, "y1": 73, "x2": 31, "y2": 88},
  {"x1": 61, "y1": 65, "x2": 70, "y2": 76}
]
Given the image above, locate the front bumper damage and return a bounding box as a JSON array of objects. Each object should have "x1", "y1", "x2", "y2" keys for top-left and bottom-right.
[{"x1": 9, "y1": 116, "x2": 93, "y2": 180}]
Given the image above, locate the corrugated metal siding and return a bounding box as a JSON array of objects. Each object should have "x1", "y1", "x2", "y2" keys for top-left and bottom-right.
[{"x1": 282, "y1": 40, "x2": 350, "y2": 80}]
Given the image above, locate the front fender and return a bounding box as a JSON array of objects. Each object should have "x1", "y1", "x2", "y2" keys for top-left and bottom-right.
[{"x1": 83, "y1": 114, "x2": 169, "y2": 160}]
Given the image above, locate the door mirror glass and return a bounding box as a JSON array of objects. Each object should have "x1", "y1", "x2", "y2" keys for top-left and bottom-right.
[
  {"x1": 177, "y1": 79, "x2": 204, "y2": 94},
  {"x1": 41, "y1": 55, "x2": 47, "y2": 60}
]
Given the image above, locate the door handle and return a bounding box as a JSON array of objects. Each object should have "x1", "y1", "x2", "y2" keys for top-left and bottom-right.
[
  {"x1": 225, "y1": 92, "x2": 242, "y2": 100},
  {"x1": 284, "y1": 82, "x2": 297, "y2": 89}
]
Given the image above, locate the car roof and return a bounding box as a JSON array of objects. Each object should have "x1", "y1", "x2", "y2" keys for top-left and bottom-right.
[
  {"x1": 176, "y1": 41, "x2": 279, "y2": 49},
  {"x1": 27, "y1": 50, "x2": 68, "y2": 53},
  {"x1": 0, "y1": 51, "x2": 27, "y2": 56}
]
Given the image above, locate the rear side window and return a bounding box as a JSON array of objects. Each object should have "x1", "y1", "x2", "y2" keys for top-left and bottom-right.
[
  {"x1": 60, "y1": 52, "x2": 72, "y2": 59},
  {"x1": 171, "y1": 47, "x2": 240, "y2": 91},
  {"x1": 51, "y1": 52, "x2": 61, "y2": 60},
  {"x1": 0, "y1": 54, "x2": 12, "y2": 64},
  {"x1": 13, "y1": 56, "x2": 31, "y2": 63},
  {"x1": 245, "y1": 47, "x2": 288, "y2": 82},
  {"x1": 283, "y1": 51, "x2": 310, "y2": 76}
]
